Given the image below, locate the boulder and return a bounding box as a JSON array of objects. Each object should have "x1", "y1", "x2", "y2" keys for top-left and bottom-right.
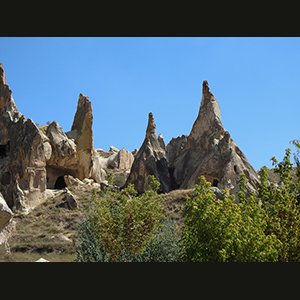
[
  {"x1": 35, "y1": 258, "x2": 49, "y2": 262},
  {"x1": 64, "y1": 188, "x2": 78, "y2": 210},
  {"x1": 56, "y1": 188, "x2": 78, "y2": 210},
  {"x1": 114, "y1": 148, "x2": 134, "y2": 170},
  {"x1": 0, "y1": 220, "x2": 16, "y2": 256},
  {"x1": 125, "y1": 112, "x2": 171, "y2": 193},
  {"x1": 0, "y1": 192, "x2": 13, "y2": 232},
  {"x1": 63, "y1": 174, "x2": 83, "y2": 187},
  {"x1": 169, "y1": 80, "x2": 260, "y2": 193}
]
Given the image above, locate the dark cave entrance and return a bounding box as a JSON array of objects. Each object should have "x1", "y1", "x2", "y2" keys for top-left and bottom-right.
[
  {"x1": 54, "y1": 176, "x2": 67, "y2": 189},
  {"x1": 212, "y1": 178, "x2": 219, "y2": 187},
  {"x1": 0, "y1": 141, "x2": 10, "y2": 158},
  {"x1": 0, "y1": 146, "x2": 6, "y2": 157}
]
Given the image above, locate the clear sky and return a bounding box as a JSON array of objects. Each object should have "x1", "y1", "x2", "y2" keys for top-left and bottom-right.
[{"x1": 1, "y1": 37, "x2": 299, "y2": 170}]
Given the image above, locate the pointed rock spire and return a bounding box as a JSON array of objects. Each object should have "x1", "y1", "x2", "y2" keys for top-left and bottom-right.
[
  {"x1": 71, "y1": 93, "x2": 93, "y2": 138},
  {"x1": 187, "y1": 80, "x2": 224, "y2": 150},
  {"x1": 125, "y1": 112, "x2": 171, "y2": 193},
  {"x1": 0, "y1": 63, "x2": 18, "y2": 114},
  {"x1": 146, "y1": 112, "x2": 156, "y2": 139},
  {"x1": 0, "y1": 63, "x2": 7, "y2": 86},
  {"x1": 168, "y1": 80, "x2": 260, "y2": 195}
]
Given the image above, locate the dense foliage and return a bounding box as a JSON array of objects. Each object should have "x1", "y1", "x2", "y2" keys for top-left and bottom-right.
[
  {"x1": 75, "y1": 175, "x2": 181, "y2": 262},
  {"x1": 75, "y1": 143, "x2": 300, "y2": 262},
  {"x1": 180, "y1": 175, "x2": 281, "y2": 262}
]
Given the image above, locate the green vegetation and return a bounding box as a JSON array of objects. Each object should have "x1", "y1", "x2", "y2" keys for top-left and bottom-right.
[
  {"x1": 180, "y1": 175, "x2": 281, "y2": 262},
  {"x1": 75, "y1": 175, "x2": 181, "y2": 262},
  {"x1": 4, "y1": 142, "x2": 300, "y2": 262},
  {"x1": 76, "y1": 143, "x2": 300, "y2": 262}
]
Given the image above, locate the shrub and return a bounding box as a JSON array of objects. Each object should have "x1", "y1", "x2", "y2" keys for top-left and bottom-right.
[
  {"x1": 135, "y1": 216, "x2": 182, "y2": 262},
  {"x1": 74, "y1": 175, "x2": 167, "y2": 262},
  {"x1": 180, "y1": 176, "x2": 281, "y2": 262},
  {"x1": 259, "y1": 148, "x2": 300, "y2": 261}
]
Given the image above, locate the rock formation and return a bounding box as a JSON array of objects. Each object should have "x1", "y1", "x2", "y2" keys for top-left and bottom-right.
[
  {"x1": 168, "y1": 80, "x2": 260, "y2": 194},
  {"x1": 97, "y1": 146, "x2": 135, "y2": 170},
  {"x1": 0, "y1": 63, "x2": 48, "y2": 212},
  {"x1": 67, "y1": 94, "x2": 101, "y2": 182},
  {"x1": 0, "y1": 191, "x2": 13, "y2": 232},
  {"x1": 0, "y1": 63, "x2": 105, "y2": 213},
  {"x1": 125, "y1": 112, "x2": 171, "y2": 193},
  {"x1": 0, "y1": 62, "x2": 260, "y2": 216}
]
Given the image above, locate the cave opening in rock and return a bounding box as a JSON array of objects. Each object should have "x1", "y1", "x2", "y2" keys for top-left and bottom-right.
[
  {"x1": 212, "y1": 178, "x2": 219, "y2": 187},
  {"x1": 0, "y1": 145, "x2": 7, "y2": 157},
  {"x1": 54, "y1": 175, "x2": 67, "y2": 189},
  {"x1": 0, "y1": 141, "x2": 10, "y2": 158}
]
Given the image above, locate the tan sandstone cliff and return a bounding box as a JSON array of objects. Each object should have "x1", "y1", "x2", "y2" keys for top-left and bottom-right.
[
  {"x1": 0, "y1": 64, "x2": 105, "y2": 213},
  {"x1": 168, "y1": 80, "x2": 260, "y2": 194}
]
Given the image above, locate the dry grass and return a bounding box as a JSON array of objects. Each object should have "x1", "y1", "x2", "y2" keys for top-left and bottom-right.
[
  {"x1": 265, "y1": 167, "x2": 299, "y2": 184},
  {"x1": 161, "y1": 188, "x2": 195, "y2": 236},
  {"x1": 0, "y1": 184, "x2": 95, "y2": 262},
  {"x1": 1, "y1": 181, "x2": 195, "y2": 261},
  {"x1": 7, "y1": 166, "x2": 298, "y2": 262}
]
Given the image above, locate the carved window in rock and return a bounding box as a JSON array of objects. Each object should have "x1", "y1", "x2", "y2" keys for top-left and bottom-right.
[{"x1": 0, "y1": 141, "x2": 9, "y2": 157}]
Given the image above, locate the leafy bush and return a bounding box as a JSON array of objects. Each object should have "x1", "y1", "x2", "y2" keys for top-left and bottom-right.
[
  {"x1": 180, "y1": 176, "x2": 281, "y2": 262},
  {"x1": 135, "y1": 216, "x2": 182, "y2": 262},
  {"x1": 76, "y1": 143, "x2": 300, "y2": 262},
  {"x1": 180, "y1": 145, "x2": 300, "y2": 262},
  {"x1": 259, "y1": 148, "x2": 300, "y2": 261},
  {"x1": 75, "y1": 175, "x2": 180, "y2": 262}
]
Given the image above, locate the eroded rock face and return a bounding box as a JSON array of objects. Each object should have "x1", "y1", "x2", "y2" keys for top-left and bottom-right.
[
  {"x1": 69, "y1": 94, "x2": 94, "y2": 179},
  {"x1": 168, "y1": 80, "x2": 260, "y2": 193},
  {"x1": 44, "y1": 94, "x2": 106, "y2": 190},
  {"x1": 0, "y1": 64, "x2": 105, "y2": 212},
  {"x1": 125, "y1": 112, "x2": 171, "y2": 193},
  {"x1": 0, "y1": 63, "x2": 48, "y2": 211},
  {"x1": 0, "y1": 192, "x2": 13, "y2": 232},
  {"x1": 98, "y1": 146, "x2": 134, "y2": 170}
]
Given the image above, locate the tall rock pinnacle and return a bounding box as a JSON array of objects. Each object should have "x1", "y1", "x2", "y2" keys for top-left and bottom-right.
[
  {"x1": 187, "y1": 80, "x2": 224, "y2": 151},
  {"x1": 168, "y1": 80, "x2": 260, "y2": 195},
  {"x1": 0, "y1": 63, "x2": 18, "y2": 114},
  {"x1": 125, "y1": 112, "x2": 171, "y2": 193},
  {"x1": 68, "y1": 93, "x2": 103, "y2": 183},
  {"x1": 146, "y1": 112, "x2": 157, "y2": 139},
  {"x1": 0, "y1": 63, "x2": 7, "y2": 86}
]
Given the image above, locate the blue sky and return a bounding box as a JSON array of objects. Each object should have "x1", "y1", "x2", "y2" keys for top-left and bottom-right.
[{"x1": 1, "y1": 37, "x2": 299, "y2": 170}]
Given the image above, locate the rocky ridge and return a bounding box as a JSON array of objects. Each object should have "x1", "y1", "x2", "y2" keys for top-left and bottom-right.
[
  {"x1": 125, "y1": 80, "x2": 260, "y2": 198},
  {"x1": 0, "y1": 64, "x2": 261, "y2": 258},
  {"x1": 0, "y1": 63, "x2": 135, "y2": 215}
]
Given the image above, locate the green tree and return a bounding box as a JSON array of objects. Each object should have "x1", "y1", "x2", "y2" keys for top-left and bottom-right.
[
  {"x1": 180, "y1": 176, "x2": 281, "y2": 262},
  {"x1": 75, "y1": 175, "x2": 166, "y2": 262},
  {"x1": 258, "y1": 148, "x2": 300, "y2": 261},
  {"x1": 135, "y1": 216, "x2": 182, "y2": 262}
]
